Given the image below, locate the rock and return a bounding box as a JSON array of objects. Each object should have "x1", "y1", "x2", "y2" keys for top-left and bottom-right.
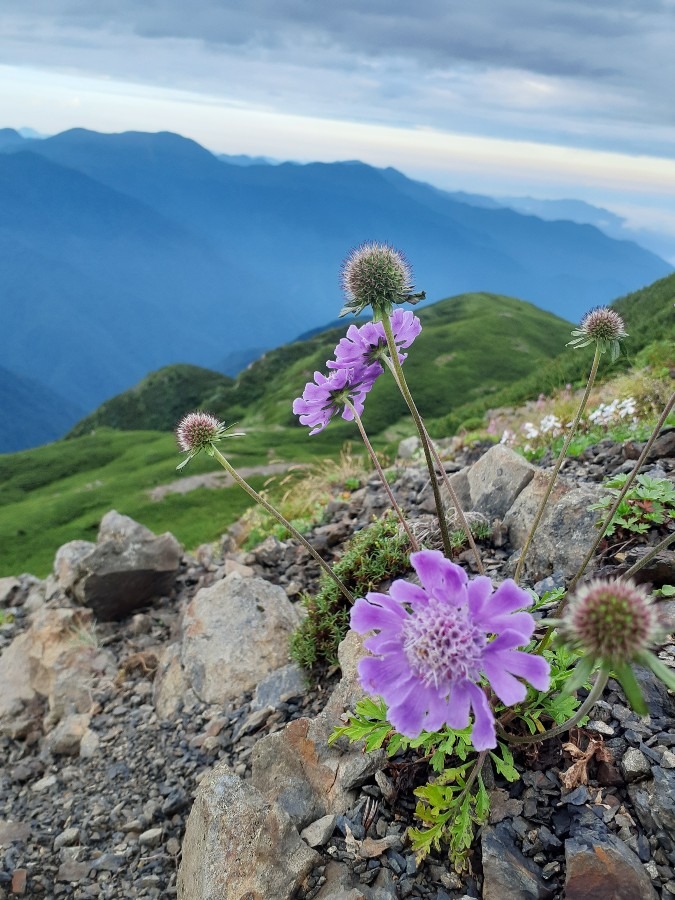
[
  {"x1": 481, "y1": 822, "x2": 551, "y2": 899},
  {"x1": 139, "y1": 827, "x2": 163, "y2": 847},
  {"x1": 177, "y1": 762, "x2": 318, "y2": 900},
  {"x1": 223, "y1": 558, "x2": 254, "y2": 578},
  {"x1": 467, "y1": 445, "x2": 535, "y2": 520},
  {"x1": 505, "y1": 476, "x2": 602, "y2": 581},
  {"x1": 0, "y1": 821, "x2": 31, "y2": 846},
  {"x1": 397, "y1": 436, "x2": 420, "y2": 459},
  {"x1": 181, "y1": 576, "x2": 301, "y2": 705},
  {"x1": 301, "y1": 814, "x2": 337, "y2": 848},
  {"x1": 621, "y1": 748, "x2": 652, "y2": 782},
  {"x1": 58, "y1": 511, "x2": 183, "y2": 620},
  {"x1": 628, "y1": 766, "x2": 675, "y2": 835},
  {"x1": 46, "y1": 713, "x2": 91, "y2": 755},
  {"x1": 251, "y1": 663, "x2": 308, "y2": 711},
  {"x1": 564, "y1": 831, "x2": 658, "y2": 899},
  {"x1": 153, "y1": 643, "x2": 191, "y2": 719},
  {"x1": 0, "y1": 632, "x2": 34, "y2": 726},
  {"x1": 0, "y1": 576, "x2": 21, "y2": 607},
  {"x1": 10, "y1": 870, "x2": 27, "y2": 895},
  {"x1": 53, "y1": 827, "x2": 80, "y2": 850},
  {"x1": 251, "y1": 631, "x2": 386, "y2": 829},
  {"x1": 56, "y1": 860, "x2": 91, "y2": 883}
]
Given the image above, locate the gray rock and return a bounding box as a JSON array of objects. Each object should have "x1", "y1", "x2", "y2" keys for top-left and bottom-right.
[
  {"x1": 505, "y1": 476, "x2": 602, "y2": 581},
  {"x1": 177, "y1": 762, "x2": 318, "y2": 900},
  {"x1": 467, "y1": 445, "x2": 535, "y2": 520},
  {"x1": 59, "y1": 511, "x2": 183, "y2": 620},
  {"x1": 564, "y1": 831, "x2": 658, "y2": 899},
  {"x1": 53, "y1": 827, "x2": 80, "y2": 850},
  {"x1": 46, "y1": 713, "x2": 91, "y2": 755},
  {"x1": 397, "y1": 436, "x2": 420, "y2": 459},
  {"x1": 621, "y1": 748, "x2": 652, "y2": 782},
  {"x1": 181, "y1": 576, "x2": 301, "y2": 705},
  {"x1": 628, "y1": 766, "x2": 675, "y2": 834},
  {"x1": 251, "y1": 663, "x2": 307, "y2": 711},
  {"x1": 0, "y1": 631, "x2": 34, "y2": 726},
  {"x1": 153, "y1": 643, "x2": 190, "y2": 719},
  {"x1": 139, "y1": 827, "x2": 163, "y2": 847},
  {"x1": 301, "y1": 814, "x2": 337, "y2": 848},
  {"x1": 0, "y1": 576, "x2": 21, "y2": 607},
  {"x1": 481, "y1": 822, "x2": 551, "y2": 899}
]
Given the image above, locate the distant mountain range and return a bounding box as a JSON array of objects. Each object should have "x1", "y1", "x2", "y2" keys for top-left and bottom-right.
[{"x1": 0, "y1": 126, "x2": 671, "y2": 438}]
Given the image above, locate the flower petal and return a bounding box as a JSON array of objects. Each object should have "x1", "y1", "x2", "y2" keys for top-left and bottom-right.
[
  {"x1": 483, "y1": 611, "x2": 536, "y2": 642},
  {"x1": 465, "y1": 681, "x2": 497, "y2": 750},
  {"x1": 350, "y1": 597, "x2": 405, "y2": 635},
  {"x1": 481, "y1": 656, "x2": 528, "y2": 706},
  {"x1": 357, "y1": 653, "x2": 413, "y2": 698},
  {"x1": 410, "y1": 549, "x2": 467, "y2": 602},
  {"x1": 388, "y1": 683, "x2": 426, "y2": 738},
  {"x1": 441, "y1": 681, "x2": 472, "y2": 731},
  {"x1": 486, "y1": 628, "x2": 533, "y2": 654},
  {"x1": 489, "y1": 648, "x2": 551, "y2": 692},
  {"x1": 467, "y1": 576, "x2": 494, "y2": 619},
  {"x1": 472, "y1": 579, "x2": 532, "y2": 632},
  {"x1": 389, "y1": 579, "x2": 429, "y2": 609}
]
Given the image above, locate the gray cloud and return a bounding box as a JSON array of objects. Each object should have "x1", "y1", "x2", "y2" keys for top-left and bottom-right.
[{"x1": 1, "y1": 0, "x2": 674, "y2": 155}]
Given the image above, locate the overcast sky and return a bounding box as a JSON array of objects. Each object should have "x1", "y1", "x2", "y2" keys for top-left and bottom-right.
[{"x1": 2, "y1": 0, "x2": 674, "y2": 252}]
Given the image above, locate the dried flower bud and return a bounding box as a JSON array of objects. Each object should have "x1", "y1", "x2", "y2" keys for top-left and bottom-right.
[
  {"x1": 340, "y1": 242, "x2": 424, "y2": 319},
  {"x1": 175, "y1": 412, "x2": 243, "y2": 470},
  {"x1": 567, "y1": 307, "x2": 627, "y2": 360}
]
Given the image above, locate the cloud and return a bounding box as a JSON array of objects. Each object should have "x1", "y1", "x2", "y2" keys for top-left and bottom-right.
[{"x1": 1, "y1": 0, "x2": 674, "y2": 158}]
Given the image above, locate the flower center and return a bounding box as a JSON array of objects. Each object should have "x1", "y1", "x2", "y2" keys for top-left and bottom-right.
[
  {"x1": 401, "y1": 598, "x2": 486, "y2": 690},
  {"x1": 573, "y1": 589, "x2": 652, "y2": 660}
]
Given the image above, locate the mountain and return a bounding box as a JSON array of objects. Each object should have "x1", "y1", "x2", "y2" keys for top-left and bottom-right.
[
  {"x1": 1, "y1": 128, "x2": 671, "y2": 420},
  {"x1": 67, "y1": 364, "x2": 233, "y2": 437},
  {"x1": 0, "y1": 365, "x2": 83, "y2": 453},
  {"x1": 66, "y1": 292, "x2": 574, "y2": 438}
]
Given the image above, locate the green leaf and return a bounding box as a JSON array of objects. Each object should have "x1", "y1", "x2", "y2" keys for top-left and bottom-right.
[
  {"x1": 475, "y1": 776, "x2": 490, "y2": 820},
  {"x1": 562, "y1": 654, "x2": 596, "y2": 695},
  {"x1": 640, "y1": 651, "x2": 675, "y2": 694},
  {"x1": 613, "y1": 662, "x2": 648, "y2": 716}
]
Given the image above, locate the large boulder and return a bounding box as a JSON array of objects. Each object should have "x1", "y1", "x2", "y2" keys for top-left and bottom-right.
[
  {"x1": 55, "y1": 511, "x2": 183, "y2": 620},
  {"x1": 177, "y1": 762, "x2": 319, "y2": 900},
  {"x1": 467, "y1": 445, "x2": 536, "y2": 521},
  {"x1": 180, "y1": 574, "x2": 302, "y2": 705}
]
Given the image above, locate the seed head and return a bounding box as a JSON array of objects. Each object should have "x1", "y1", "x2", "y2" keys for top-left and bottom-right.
[
  {"x1": 562, "y1": 577, "x2": 660, "y2": 664},
  {"x1": 567, "y1": 307, "x2": 627, "y2": 360},
  {"x1": 176, "y1": 411, "x2": 223, "y2": 453},
  {"x1": 340, "y1": 242, "x2": 423, "y2": 319}
]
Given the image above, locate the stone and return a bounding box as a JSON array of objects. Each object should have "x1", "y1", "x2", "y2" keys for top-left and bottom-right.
[
  {"x1": 139, "y1": 827, "x2": 163, "y2": 847},
  {"x1": 564, "y1": 831, "x2": 658, "y2": 899},
  {"x1": 628, "y1": 766, "x2": 675, "y2": 835},
  {"x1": 0, "y1": 576, "x2": 21, "y2": 607},
  {"x1": 252, "y1": 632, "x2": 386, "y2": 829},
  {"x1": 181, "y1": 576, "x2": 301, "y2": 705},
  {"x1": 223, "y1": 558, "x2": 254, "y2": 578},
  {"x1": 153, "y1": 643, "x2": 191, "y2": 719},
  {"x1": 46, "y1": 713, "x2": 91, "y2": 755},
  {"x1": 0, "y1": 632, "x2": 34, "y2": 725},
  {"x1": 56, "y1": 861, "x2": 91, "y2": 883},
  {"x1": 481, "y1": 822, "x2": 551, "y2": 899},
  {"x1": 621, "y1": 748, "x2": 652, "y2": 782},
  {"x1": 10, "y1": 870, "x2": 27, "y2": 895},
  {"x1": 0, "y1": 821, "x2": 31, "y2": 846},
  {"x1": 301, "y1": 814, "x2": 337, "y2": 848},
  {"x1": 251, "y1": 663, "x2": 307, "y2": 711},
  {"x1": 79, "y1": 728, "x2": 100, "y2": 759},
  {"x1": 59, "y1": 511, "x2": 183, "y2": 620},
  {"x1": 177, "y1": 762, "x2": 318, "y2": 900},
  {"x1": 54, "y1": 827, "x2": 80, "y2": 850},
  {"x1": 505, "y1": 475, "x2": 602, "y2": 581},
  {"x1": 397, "y1": 436, "x2": 420, "y2": 459},
  {"x1": 467, "y1": 445, "x2": 536, "y2": 520}
]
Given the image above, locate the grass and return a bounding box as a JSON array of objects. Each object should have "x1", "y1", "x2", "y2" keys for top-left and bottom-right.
[{"x1": 0, "y1": 424, "x2": 348, "y2": 578}]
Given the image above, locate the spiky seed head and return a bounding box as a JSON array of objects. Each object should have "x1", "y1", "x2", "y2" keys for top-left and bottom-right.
[
  {"x1": 567, "y1": 307, "x2": 628, "y2": 360},
  {"x1": 562, "y1": 578, "x2": 661, "y2": 664},
  {"x1": 176, "y1": 411, "x2": 223, "y2": 453},
  {"x1": 580, "y1": 307, "x2": 626, "y2": 343},
  {"x1": 340, "y1": 242, "x2": 422, "y2": 318}
]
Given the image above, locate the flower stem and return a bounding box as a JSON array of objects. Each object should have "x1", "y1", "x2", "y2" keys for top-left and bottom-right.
[
  {"x1": 565, "y1": 389, "x2": 675, "y2": 597},
  {"x1": 344, "y1": 400, "x2": 420, "y2": 551},
  {"x1": 455, "y1": 749, "x2": 488, "y2": 807},
  {"x1": 514, "y1": 344, "x2": 602, "y2": 585},
  {"x1": 211, "y1": 446, "x2": 354, "y2": 604},
  {"x1": 623, "y1": 531, "x2": 675, "y2": 579},
  {"x1": 498, "y1": 669, "x2": 609, "y2": 745},
  {"x1": 380, "y1": 316, "x2": 453, "y2": 557}
]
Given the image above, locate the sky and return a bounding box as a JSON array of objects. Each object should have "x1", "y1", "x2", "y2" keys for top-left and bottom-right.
[{"x1": 2, "y1": 0, "x2": 675, "y2": 258}]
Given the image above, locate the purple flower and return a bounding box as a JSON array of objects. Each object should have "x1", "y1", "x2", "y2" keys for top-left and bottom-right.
[
  {"x1": 350, "y1": 549, "x2": 550, "y2": 750},
  {"x1": 292, "y1": 367, "x2": 370, "y2": 435},
  {"x1": 327, "y1": 309, "x2": 421, "y2": 384}
]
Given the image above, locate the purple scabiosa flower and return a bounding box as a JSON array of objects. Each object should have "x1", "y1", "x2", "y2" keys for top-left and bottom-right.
[
  {"x1": 559, "y1": 577, "x2": 673, "y2": 713},
  {"x1": 327, "y1": 309, "x2": 422, "y2": 384},
  {"x1": 340, "y1": 242, "x2": 425, "y2": 320},
  {"x1": 175, "y1": 412, "x2": 244, "y2": 470},
  {"x1": 350, "y1": 549, "x2": 550, "y2": 750},
  {"x1": 292, "y1": 367, "x2": 370, "y2": 435},
  {"x1": 567, "y1": 307, "x2": 627, "y2": 361}
]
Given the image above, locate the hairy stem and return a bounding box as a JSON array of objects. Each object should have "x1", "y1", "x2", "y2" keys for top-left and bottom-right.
[
  {"x1": 211, "y1": 446, "x2": 354, "y2": 604},
  {"x1": 514, "y1": 344, "x2": 602, "y2": 584},
  {"x1": 345, "y1": 399, "x2": 419, "y2": 550},
  {"x1": 380, "y1": 316, "x2": 453, "y2": 557},
  {"x1": 456, "y1": 750, "x2": 488, "y2": 807},
  {"x1": 498, "y1": 669, "x2": 609, "y2": 745}
]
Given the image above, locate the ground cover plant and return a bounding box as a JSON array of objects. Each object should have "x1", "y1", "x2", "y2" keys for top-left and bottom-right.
[{"x1": 175, "y1": 241, "x2": 675, "y2": 869}]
